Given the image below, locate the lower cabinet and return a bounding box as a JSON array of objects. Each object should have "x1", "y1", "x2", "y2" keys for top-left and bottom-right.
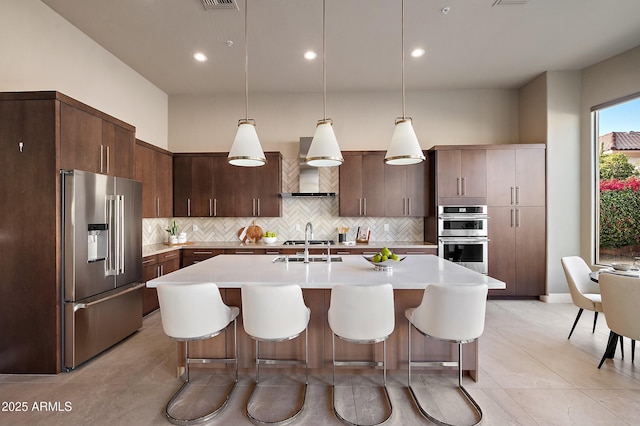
[
  {"x1": 142, "y1": 250, "x2": 180, "y2": 315},
  {"x1": 488, "y1": 206, "x2": 546, "y2": 297},
  {"x1": 181, "y1": 248, "x2": 224, "y2": 267}
]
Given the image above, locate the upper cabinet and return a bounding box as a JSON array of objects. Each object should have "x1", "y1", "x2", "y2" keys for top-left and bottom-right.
[
  {"x1": 433, "y1": 148, "x2": 486, "y2": 205},
  {"x1": 339, "y1": 152, "x2": 385, "y2": 217},
  {"x1": 487, "y1": 147, "x2": 545, "y2": 207},
  {"x1": 59, "y1": 99, "x2": 135, "y2": 179},
  {"x1": 135, "y1": 140, "x2": 173, "y2": 218},
  {"x1": 339, "y1": 151, "x2": 426, "y2": 217},
  {"x1": 173, "y1": 152, "x2": 282, "y2": 217}
]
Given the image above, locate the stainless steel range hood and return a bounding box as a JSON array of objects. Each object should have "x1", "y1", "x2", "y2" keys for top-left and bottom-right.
[{"x1": 280, "y1": 137, "x2": 336, "y2": 198}]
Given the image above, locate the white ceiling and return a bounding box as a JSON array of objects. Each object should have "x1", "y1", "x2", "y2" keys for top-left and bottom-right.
[{"x1": 40, "y1": 0, "x2": 640, "y2": 95}]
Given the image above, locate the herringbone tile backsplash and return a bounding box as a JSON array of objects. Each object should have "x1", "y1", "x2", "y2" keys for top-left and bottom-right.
[{"x1": 143, "y1": 159, "x2": 424, "y2": 245}]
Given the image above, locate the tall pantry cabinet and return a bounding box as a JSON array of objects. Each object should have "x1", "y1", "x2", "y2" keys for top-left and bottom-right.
[
  {"x1": 486, "y1": 145, "x2": 546, "y2": 297},
  {"x1": 0, "y1": 91, "x2": 136, "y2": 373}
]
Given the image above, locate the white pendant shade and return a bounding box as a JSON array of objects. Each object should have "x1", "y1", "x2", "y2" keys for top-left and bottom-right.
[
  {"x1": 228, "y1": 121, "x2": 266, "y2": 167},
  {"x1": 306, "y1": 120, "x2": 344, "y2": 167},
  {"x1": 385, "y1": 118, "x2": 425, "y2": 165}
]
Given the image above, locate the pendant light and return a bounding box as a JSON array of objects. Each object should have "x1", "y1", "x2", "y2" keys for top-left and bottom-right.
[
  {"x1": 306, "y1": 0, "x2": 343, "y2": 167},
  {"x1": 228, "y1": 0, "x2": 266, "y2": 167},
  {"x1": 385, "y1": 0, "x2": 425, "y2": 165}
]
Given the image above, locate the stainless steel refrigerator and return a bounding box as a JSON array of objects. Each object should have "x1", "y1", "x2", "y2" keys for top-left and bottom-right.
[{"x1": 61, "y1": 170, "x2": 144, "y2": 370}]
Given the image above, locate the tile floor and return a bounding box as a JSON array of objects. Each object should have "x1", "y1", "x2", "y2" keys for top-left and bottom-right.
[{"x1": 1, "y1": 300, "x2": 639, "y2": 425}]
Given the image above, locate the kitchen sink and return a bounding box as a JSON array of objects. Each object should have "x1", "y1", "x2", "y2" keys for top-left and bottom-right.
[{"x1": 273, "y1": 255, "x2": 342, "y2": 263}]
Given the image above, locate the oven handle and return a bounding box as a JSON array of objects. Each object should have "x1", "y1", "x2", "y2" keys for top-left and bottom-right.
[
  {"x1": 438, "y1": 215, "x2": 488, "y2": 220},
  {"x1": 438, "y1": 237, "x2": 489, "y2": 243}
]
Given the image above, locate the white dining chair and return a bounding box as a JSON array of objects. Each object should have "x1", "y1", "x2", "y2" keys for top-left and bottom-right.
[
  {"x1": 561, "y1": 256, "x2": 603, "y2": 339},
  {"x1": 328, "y1": 283, "x2": 395, "y2": 426},
  {"x1": 597, "y1": 273, "x2": 639, "y2": 368},
  {"x1": 156, "y1": 282, "x2": 239, "y2": 425},
  {"x1": 241, "y1": 284, "x2": 311, "y2": 425},
  {"x1": 405, "y1": 283, "x2": 488, "y2": 426}
]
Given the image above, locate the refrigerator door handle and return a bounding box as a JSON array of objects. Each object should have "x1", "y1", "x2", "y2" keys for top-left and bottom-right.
[
  {"x1": 106, "y1": 195, "x2": 117, "y2": 276},
  {"x1": 116, "y1": 194, "x2": 125, "y2": 275}
]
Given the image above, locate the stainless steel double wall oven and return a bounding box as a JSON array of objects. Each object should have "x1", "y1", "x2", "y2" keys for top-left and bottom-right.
[{"x1": 437, "y1": 205, "x2": 488, "y2": 274}]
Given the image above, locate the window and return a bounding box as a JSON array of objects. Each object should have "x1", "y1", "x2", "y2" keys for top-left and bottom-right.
[{"x1": 593, "y1": 95, "x2": 640, "y2": 266}]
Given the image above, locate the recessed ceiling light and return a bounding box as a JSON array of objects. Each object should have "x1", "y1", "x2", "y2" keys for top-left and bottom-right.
[
  {"x1": 303, "y1": 50, "x2": 318, "y2": 60},
  {"x1": 193, "y1": 52, "x2": 207, "y2": 62},
  {"x1": 410, "y1": 48, "x2": 425, "y2": 58}
]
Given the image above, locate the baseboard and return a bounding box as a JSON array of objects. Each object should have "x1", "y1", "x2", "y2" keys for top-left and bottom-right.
[{"x1": 540, "y1": 293, "x2": 572, "y2": 303}]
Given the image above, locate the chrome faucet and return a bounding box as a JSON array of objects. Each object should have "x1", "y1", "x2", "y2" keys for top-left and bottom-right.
[{"x1": 304, "y1": 222, "x2": 313, "y2": 263}]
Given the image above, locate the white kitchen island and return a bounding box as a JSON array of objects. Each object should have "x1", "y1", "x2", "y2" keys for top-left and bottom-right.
[{"x1": 147, "y1": 254, "x2": 505, "y2": 380}]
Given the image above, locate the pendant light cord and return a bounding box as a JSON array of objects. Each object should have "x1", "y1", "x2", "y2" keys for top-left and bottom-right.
[
  {"x1": 244, "y1": 0, "x2": 249, "y2": 121},
  {"x1": 322, "y1": 0, "x2": 327, "y2": 121},
  {"x1": 401, "y1": 0, "x2": 406, "y2": 120}
]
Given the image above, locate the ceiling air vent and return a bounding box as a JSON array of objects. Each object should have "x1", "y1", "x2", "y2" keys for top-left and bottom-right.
[
  {"x1": 201, "y1": 0, "x2": 239, "y2": 10},
  {"x1": 492, "y1": 0, "x2": 528, "y2": 5}
]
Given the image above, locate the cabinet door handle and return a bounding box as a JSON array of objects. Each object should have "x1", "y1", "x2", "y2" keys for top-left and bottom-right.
[
  {"x1": 252, "y1": 198, "x2": 256, "y2": 216},
  {"x1": 407, "y1": 198, "x2": 411, "y2": 216},
  {"x1": 193, "y1": 251, "x2": 213, "y2": 255},
  {"x1": 156, "y1": 197, "x2": 160, "y2": 217},
  {"x1": 516, "y1": 209, "x2": 521, "y2": 227},
  {"x1": 234, "y1": 251, "x2": 254, "y2": 254},
  {"x1": 160, "y1": 264, "x2": 164, "y2": 276},
  {"x1": 358, "y1": 198, "x2": 362, "y2": 216},
  {"x1": 461, "y1": 177, "x2": 466, "y2": 196},
  {"x1": 511, "y1": 208, "x2": 515, "y2": 227},
  {"x1": 105, "y1": 145, "x2": 110, "y2": 174},
  {"x1": 213, "y1": 199, "x2": 217, "y2": 217},
  {"x1": 100, "y1": 145, "x2": 104, "y2": 174},
  {"x1": 156, "y1": 265, "x2": 161, "y2": 278},
  {"x1": 456, "y1": 177, "x2": 461, "y2": 196},
  {"x1": 187, "y1": 198, "x2": 191, "y2": 217},
  {"x1": 515, "y1": 186, "x2": 520, "y2": 205},
  {"x1": 363, "y1": 198, "x2": 367, "y2": 216},
  {"x1": 336, "y1": 251, "x2": 351, "y2": 255},
  {"x1": 209, "y1": 199, "x2": 213, "y2": 217},
  {"x1": 163, "y1": 253, "x2": 178, "y2": 260},
  {"x1": 257, "y1": 198, "x2": 260, "y2": 216},
  {"x1": 142, "y1": 258, "x2": 155, "y2": 264}
]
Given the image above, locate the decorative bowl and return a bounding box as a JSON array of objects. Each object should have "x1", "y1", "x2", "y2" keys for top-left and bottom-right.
[
  {"x1": 262, "y1": 236, "x2": 277, "y2": 245},
  {"x1": 611, "y1": 263, "x2": 633, "y2": 271},
  {"x1": 363, "y1": 255, "x2": 406, "y2": 271}
]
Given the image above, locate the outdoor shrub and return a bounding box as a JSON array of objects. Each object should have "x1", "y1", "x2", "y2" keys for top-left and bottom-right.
[{"x1": 600, "y1": 177, "x2": 640, "y2": 248}]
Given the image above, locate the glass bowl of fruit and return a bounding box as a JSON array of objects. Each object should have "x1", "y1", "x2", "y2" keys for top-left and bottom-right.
[
  {"x1": 363, "y1": 247, "x2": 405, "y2": 271},
  {"x1": 262, "y1": 231, "x2": 277, "y2": 244}
]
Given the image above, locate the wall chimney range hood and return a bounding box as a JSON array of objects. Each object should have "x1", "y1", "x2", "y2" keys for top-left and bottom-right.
[{"x1": 280, "y1": 137, "x2": 336, "y2": 198}]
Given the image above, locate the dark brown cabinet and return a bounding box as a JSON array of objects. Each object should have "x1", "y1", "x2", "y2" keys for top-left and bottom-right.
[
  {"x1": 486, "y1": 144, "x2": 546, "y2": 297},
  {"x1": 135, "y1": 140, "x2": 173, "y2": 218},
  {"x1": 142, "y1": 250, "x2": 180, "y2": 315},
  {"x1": 434, "y1": 148, "x2": 486, "y2": 204},
  {"x1": 487, "y1": 147, "x2": 545, "y2": 207},
  {"x1": 174, "y1": 152, "x2": 281, "y2": 217},
  {"x1": 60, "y1": 101, "x2": 135, "y2": 178},
  {"x1": 0, "y1": 91, "x2": 136, "y2": 373},
  {"x1": 384, "y1": 159, "x2": 426, "y2": 217},
  {"x1": 339, "y1": 152, "x2": 385, "y2": 216},
  {"x1": 181, "y1": 248, "x2": 224, "y2": 267},
  {"x1": 488, "y1": 206, "x2": 546, "y2": 297}
]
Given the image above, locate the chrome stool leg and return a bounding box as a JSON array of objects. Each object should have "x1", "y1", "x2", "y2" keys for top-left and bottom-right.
[
  {"x1": 331, "y1": 332, "x2": 393, "y2": 426},
  {"x1": 165, "y1": 319, "x2": 239, "y2": 425},
  {"x1": 245, "y1": 327, "x2": 309, "y2": 425},
  {"x1": 407, "y1": 323, "x2": 483, "y2": 426}
]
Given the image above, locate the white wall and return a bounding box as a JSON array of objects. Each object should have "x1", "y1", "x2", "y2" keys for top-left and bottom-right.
[
  {"x1": 0, "y1": 0, "x2": 168, "y2": 148},
  {"x1": 546, "y1": 71, "x2": 582, "y2": 295},
  {"x1": 169, "y1": 89, "x2": 520, "y2": 156},
  {"x1": 580, "y1": 46, "x2": 640, "y2": 263}
]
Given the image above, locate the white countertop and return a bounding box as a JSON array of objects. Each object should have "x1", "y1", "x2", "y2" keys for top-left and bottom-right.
[{"x1": 147, "y1": 254, "x2": 505, "y2": 290}]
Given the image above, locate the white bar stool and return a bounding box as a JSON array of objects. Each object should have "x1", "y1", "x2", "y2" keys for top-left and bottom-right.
[
  {"x1": 241, "y1": 284, "x2": 311, "y2": 425},
  {"x1": 328, "y1": 283, "x2": 395, "y2": 426},
  {"x1": 157, "y1": 282, "x2": 239, "y2": 425},
  {"x1": 405, "y1": 283, "x2": 488, "y2": 426}
]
